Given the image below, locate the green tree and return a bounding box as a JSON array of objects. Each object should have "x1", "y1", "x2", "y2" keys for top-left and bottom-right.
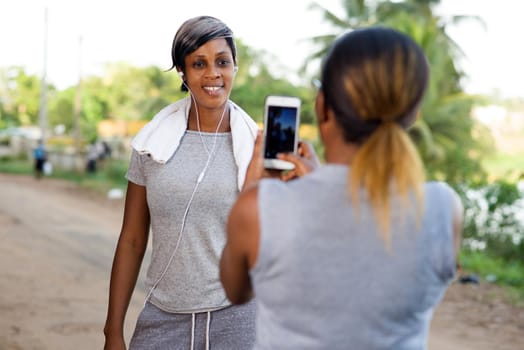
[
  {"x1": 232, "y1": 40, "x2": 316, "y2": 124},
  {"x1": 384, "y1": 14, "x2": 487, "y2": 183},
  {"x1": 48, "y1": 88, "x2": 74, "y2": 131},
  {"x1": 1, "y1": 39, "x2": 314, "y2": 146},
  {"x1": 98, "y1": 62, "x2": 182, "y2": 121},
  {"x1": 0, "y1": 66, "x2": 49, "y2": 126},
  {"x1": 307, "y1": 0, "x2": 489, "y2": 184},
  {"x1": 68, "y1": 64, "x2": 183, "y2": 142}
]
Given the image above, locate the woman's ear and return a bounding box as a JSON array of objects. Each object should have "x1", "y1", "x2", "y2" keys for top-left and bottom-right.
[
  {"x1": 315, "y1": 90, "x2": 336, "y2": 124},
  {"x1": 315, "y1": 91, "x2": 328, "y2": 124},
  {"x1": 315, "y1": 90, "x2": 341, "y2": 146}
]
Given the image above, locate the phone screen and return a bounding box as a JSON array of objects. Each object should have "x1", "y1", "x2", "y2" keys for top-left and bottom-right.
[{"x1": 264, "y1": 105, "x2": 298, "y2": 159}]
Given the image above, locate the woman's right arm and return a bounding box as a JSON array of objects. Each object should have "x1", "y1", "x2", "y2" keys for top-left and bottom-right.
[{"x1": 104, "y1": 181, "x2": 150, "y2": 349}]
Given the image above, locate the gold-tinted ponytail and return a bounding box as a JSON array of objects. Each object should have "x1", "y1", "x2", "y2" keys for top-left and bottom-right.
[{"x1": 349, "y1": 121, "x2": 425, "y2": 244}]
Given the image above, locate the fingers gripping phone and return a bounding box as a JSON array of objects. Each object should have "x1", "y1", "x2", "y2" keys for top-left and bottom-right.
[{"x1": 263, "y1": 95, "x2": 301, "y2": 170}]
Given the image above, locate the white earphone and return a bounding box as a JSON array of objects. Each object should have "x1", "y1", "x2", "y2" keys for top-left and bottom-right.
[{"x1": 145, "y1": 66, "x2": 231, "y2": 305}]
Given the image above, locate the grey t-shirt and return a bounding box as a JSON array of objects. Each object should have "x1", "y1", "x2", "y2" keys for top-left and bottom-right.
[
  {"x1": 252, "y1": 164, "x2": 457, "y2": 349},
  {"x1": 127, "y1": 131, "x2": 238, "y2": 313}
]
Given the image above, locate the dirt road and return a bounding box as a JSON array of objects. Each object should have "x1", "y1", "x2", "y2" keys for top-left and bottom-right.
[{"x1": 0, "y1": 173, "x2": 523, "y2": 349}]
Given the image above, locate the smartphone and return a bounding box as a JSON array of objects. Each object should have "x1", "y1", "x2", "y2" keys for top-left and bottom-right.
[{"x1": 263, "y1": 95, "x2": 301, "y2": 170}]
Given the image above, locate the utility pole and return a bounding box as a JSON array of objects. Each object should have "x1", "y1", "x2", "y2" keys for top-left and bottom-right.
[
  {"x1": 38, "y1": 7, "x2": 48, "y2": 143},
  {"x1": 73, "y1": 35, "x2": 83, "y2": 154}
]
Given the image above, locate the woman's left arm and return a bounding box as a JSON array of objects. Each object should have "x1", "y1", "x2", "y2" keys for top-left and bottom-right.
[
  {"x1": 220, "y1": 186, "x2": 260, "y2": 304},
  {"x1": 451, "y1": 189, "x2": 464, "y2": 260}
]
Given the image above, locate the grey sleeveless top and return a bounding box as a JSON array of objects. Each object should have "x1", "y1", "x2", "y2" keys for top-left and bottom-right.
[
  {"x1": 127, "y1": 131, "x2": 237, "y2": 313},
  {"x1": 251, "y1": 164, "x2": 457, "y2": 349}
]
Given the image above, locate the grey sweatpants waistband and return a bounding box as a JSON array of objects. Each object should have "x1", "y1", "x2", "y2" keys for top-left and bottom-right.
[{"x1": 130, "y1": 299, "x2": 256, "y2": 350}]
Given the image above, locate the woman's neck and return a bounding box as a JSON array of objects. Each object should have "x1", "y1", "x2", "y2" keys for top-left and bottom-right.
[
  {"x1": 324, "y1": 138, "x2": 359, "y2": 165},
  {"x1": 187, "y1": 103, "x2": 231, "y2": 132},
  {"x1": 320, "y1": 120, "x2": 359, "y2": 165}
]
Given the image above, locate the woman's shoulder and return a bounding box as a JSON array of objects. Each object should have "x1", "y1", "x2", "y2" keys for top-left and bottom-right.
[
  {"x1": 260, "y1": 178, "x2": 289, "y2": 190},
  {"x1": 424, "y1": 181, "x2": 461, "y2": 208},
  {"x1": 258, "y1": 178, "x2": 296, "y2": 204},
  {"x1": 424, "y1": 181, "x2": 456, "y2": 195},
  {"x1": 130, "y1": 97, "x2": 190, "y2": 163}
]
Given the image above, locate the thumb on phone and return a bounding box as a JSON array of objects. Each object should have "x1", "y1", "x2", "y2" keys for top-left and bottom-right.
[{"x1": 277, "y1": 140, "x2": 320, "y2": 181}]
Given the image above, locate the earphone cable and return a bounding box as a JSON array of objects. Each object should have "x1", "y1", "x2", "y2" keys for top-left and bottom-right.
[{"x1": 144, "y1": 83, "x2": 229, "y2": 305}]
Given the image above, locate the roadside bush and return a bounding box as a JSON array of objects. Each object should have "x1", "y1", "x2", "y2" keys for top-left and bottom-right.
[
  {"x1": 456, "y1": 180, "x2": 524, "y2": 297},
  {"x1": 458, "y1": 180, "x2": 524, "y2": 262}
]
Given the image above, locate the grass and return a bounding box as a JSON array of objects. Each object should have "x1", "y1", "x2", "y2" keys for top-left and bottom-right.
[
  {"x1": 0, "y1": 158, "x2": 33, "y2": 174},
  {"x1": 483, "y1": 151, "x2": 524, "y2": 180},
  {"x1": 0, "y1": 157, "x2": 128, "y2": 195},
  {"x1": 459, "y1": 249, "x2": 524, "y2": 304}
]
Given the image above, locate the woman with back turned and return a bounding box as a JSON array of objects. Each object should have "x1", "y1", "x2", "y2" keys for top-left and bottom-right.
[{"x1": 220, "y1": 26, "x2": 463, "y2": 349}]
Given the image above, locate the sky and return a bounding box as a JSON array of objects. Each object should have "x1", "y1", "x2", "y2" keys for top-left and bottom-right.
[{"x1": 0, "y1": 0, "x2": 522, "y2": 99}]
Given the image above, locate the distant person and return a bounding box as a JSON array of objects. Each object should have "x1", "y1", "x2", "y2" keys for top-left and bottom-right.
[
  {"x1": 33, "y1": 139, "x2": 47, "y2": 179},
  {"x1": 85, "y1": 142, "x2": 99, "y2": 173},
  {"x1": 100, "y1": 140, "x2": 112, "y2": 160},
  {"x1": 103, "y1": 16, "x2": 258, "y2": 350},
  {"x1": 220, "y1": 26, "x2": 464, "y2": 349}
]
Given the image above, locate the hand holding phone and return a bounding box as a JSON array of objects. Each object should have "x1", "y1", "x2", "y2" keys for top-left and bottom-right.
[
  {"x1": 263, "y1": 95, "x2": 301, "y2": 170},
  {"x1": 278, "y1": 140, "x2": 320, "y2": 181}
]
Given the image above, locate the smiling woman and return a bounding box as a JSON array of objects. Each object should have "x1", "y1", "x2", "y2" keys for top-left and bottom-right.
[
  {"x1": 170, "y1": 26, "x2": 239, "y2": 121},
  {"x1": 102, "y1": 15, "x2": 259, "y2": 350}
]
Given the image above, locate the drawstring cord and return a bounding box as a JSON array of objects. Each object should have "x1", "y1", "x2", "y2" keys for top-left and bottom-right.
[
  {"x1": 189, "y1": 311, "x2": 211, "y2": 350},
  {"x1": 190, "y1": 313, "x2": 195, "y2": 350},
  {"x1": 205, "y1": 311, "x2": 211, "y2": 350}
]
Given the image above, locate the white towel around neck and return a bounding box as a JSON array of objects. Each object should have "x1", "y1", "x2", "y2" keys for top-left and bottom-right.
[{"x1": 131, "y1": 97, "x2": 259, "y2": 190}]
